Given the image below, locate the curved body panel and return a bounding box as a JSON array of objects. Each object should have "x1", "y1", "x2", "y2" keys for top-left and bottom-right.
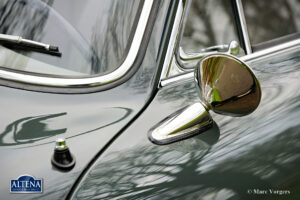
[{"x1": 74, "y1": 49, "x2": 300, "y2": 199}]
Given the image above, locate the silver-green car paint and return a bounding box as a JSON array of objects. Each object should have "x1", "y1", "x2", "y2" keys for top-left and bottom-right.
[
  {"x1": 73, "y1": 49, "x2": 300, "y2": 199},
  {"x1": 0, "y1": 0, "x2": 300, "y2": 200},
  {"x1": 0, "y1": 0, "x2": 170, "y2": 198}
]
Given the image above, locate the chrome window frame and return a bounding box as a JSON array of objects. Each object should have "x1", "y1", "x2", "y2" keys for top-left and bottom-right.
[
  {"x1": 159, "y1": 0, "x2": 300, "y2": 87},
  {"x1": 0, "y1": 0, "x2": 158, "y2": 94}
]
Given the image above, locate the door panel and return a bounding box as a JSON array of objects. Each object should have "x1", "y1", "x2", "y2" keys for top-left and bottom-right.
[
  {"x1": 0, "y1": 1, "x2": 170, "y2": 199},
  {"x1": 73, "y1": 48, "x2": 300, "y2": 199}
]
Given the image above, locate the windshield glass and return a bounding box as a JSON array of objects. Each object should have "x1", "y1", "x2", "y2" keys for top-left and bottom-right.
[{"x1": 0, "y1": 0, "x2": 141, "y2": 76}]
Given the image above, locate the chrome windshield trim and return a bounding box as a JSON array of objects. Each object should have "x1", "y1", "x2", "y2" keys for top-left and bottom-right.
[
  {"x1": 235, "y1": 0, "x2": 252, "y2": 54},
  {"x1": 0, "y1": 0, "x2": 154, "y2": 89},
  {"x1": 160, "y1": 38, "x2": 300, "y2": 87}
]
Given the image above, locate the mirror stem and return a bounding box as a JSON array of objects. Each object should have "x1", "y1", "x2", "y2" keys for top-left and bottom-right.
[{"x1": 148, "y1": 102, "x2": 213, "y2": 145}]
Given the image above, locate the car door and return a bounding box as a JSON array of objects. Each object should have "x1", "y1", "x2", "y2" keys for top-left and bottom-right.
[
  {"x1": 70, "y1": 0, "x2": 300, "y2": 199},
  {"x1": 0, "y1": 0, "x2": 169, "y2": 199}
]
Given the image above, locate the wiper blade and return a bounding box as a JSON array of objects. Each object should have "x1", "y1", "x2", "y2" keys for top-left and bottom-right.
[{"x1": 0, "y1": 33, "x2": 61, "y2": 57}]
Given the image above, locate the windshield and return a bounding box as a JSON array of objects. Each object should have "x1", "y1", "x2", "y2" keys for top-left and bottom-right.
[{"x1": 0, "y1": 0, "x2": 141, "y2": 76}]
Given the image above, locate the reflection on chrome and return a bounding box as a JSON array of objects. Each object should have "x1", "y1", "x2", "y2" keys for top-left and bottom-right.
[
  {"x1": 179, "y1": 40, "x2": 240, "y2": 61},
  {"x1": 148, "y1": 102, "x2": 213, "y2": 145},
  {"x1": 151, "y1": 53, "x2": 261, "y2": 144},
  {"x1": 195, "y1": 53, "x2": 261, "y2": 116},
  {"x1": 177, "y1": 40, "x2": 241, "y2": 70}
]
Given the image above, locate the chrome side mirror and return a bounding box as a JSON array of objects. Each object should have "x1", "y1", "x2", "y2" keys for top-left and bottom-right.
[
  {"x1": 195, "y1": 53, "x2": 261, "y2": 116},
  {"x1": 149, "y1": 54, "x2": 261, "y2": 145}
]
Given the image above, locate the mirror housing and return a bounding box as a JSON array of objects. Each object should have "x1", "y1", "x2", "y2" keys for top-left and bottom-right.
[
  {"x1": 195, "y1": 53, "x2": 261, "y2": 116},
  {"x1": 149, "y1": 54, "x2": 262, "y2": 145}
]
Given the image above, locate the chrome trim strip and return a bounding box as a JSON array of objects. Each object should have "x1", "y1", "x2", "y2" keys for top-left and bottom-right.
[
  {"x1": 161, "y1": 38, "x2": 300, "y2": 87},
  {"x1": 174, "y1": 0, "x2": 249, "y2": 71},
  {"x1": 159, "y1": 0, "x2": 185, "y2": 80},
  {"x1": 0, "y1": 0, "x2": 153, "y2": 88},
  {"x1": 235, "y1": 0, "x2": 252, "y2": 54},
  {"x1": 160, "y1": 72, "x2": 193, "y2": 87},
  {"x1": 173, "y1": 0, "x2": 200, "y2": 71},
  {"x1": 241, "y1": 39, "x2": 300, "y2": 62}
]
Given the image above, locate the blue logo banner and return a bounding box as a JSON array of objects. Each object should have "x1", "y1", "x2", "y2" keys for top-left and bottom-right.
[{"x1": 11, "y1": 175, "x2": 42, "y2": 193}]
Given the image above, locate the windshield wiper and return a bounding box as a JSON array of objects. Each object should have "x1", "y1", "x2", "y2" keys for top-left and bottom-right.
[{"x1": 0, "y1": 33, "x2": 61, "y2": 57}]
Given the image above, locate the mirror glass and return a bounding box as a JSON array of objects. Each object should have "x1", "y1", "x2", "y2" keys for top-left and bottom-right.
[{"x1": 195, "y1": 54, "x2": 261, "y2": 116}]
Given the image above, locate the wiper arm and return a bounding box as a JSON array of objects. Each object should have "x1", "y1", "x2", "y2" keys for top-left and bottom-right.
[{"x1": 0, "y1": 33, "x2": 61, "y2": 57}]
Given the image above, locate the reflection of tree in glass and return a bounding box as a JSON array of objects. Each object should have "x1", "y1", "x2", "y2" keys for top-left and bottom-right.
[
  {"x1": 243, "y1": 0, "x2": 300, "y2": 45},
  {"x1": 74, "y1": 124, "x2": 299, "y2": 199},
  {"x1": 0, "y1": 0, "x2": 52, "y2": 41},
  {"x1": 90, "y1": 0, "x2": 138, "y2": 73},
  {"x1": 182, "y1": 0, "x2": 239, "y2": 53},
  {"x1": 0, "y1": 0, "x2": 140, "y2": 75}
]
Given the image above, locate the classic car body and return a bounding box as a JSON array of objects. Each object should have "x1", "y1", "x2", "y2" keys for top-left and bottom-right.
[{"x1": 0, "y1": 0, "x2": 299, "y2": 199}]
